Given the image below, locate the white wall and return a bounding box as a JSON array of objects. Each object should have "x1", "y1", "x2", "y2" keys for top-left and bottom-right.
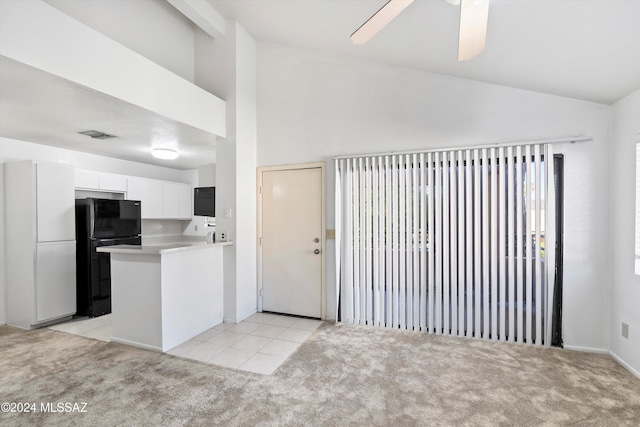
[
  {"x1": 196, "y1": 22, "x2": 257, "y2": 323},
  {"x1": 610, "y1": 89, "x2": 640, "y2": 376},
  {"x1": 44, "y1": 0, "x2": 196, "y2": 82},
  {"x1": 234, "y1": 24, "x2": 258, "y2": 322},
  {"x1": 0, "y1": 163, "x2": 5, "y2": 324},
  {"x1": 257, "y1": 42, "x2": 612, "y2": 351},
  {"x1": 198, "y1": 164, "x2": 216, "y2": 187}
]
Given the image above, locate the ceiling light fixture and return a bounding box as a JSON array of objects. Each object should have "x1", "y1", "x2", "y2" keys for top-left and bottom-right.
[{"x1": 151, "y1": 148, "x2": 179, "y2": 160}]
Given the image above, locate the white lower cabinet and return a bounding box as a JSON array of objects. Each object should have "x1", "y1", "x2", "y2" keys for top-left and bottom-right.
[{"x1": 36, "y1": 242, "x2": 76, "y2": 322}]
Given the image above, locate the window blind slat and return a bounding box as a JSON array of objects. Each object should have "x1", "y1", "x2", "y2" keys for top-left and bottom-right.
[
  {"x1": 466, "y1": 150, "x2": 474, "y2": 337},
  {"x1": 525, "y1": 145, "x2": 533, "y2": 343},
  {"x1": 482, "y1": 148, "x2": 490, "y2": 339},
  {"x1": 473, "y1": 149, "x2": 481, "y2": 337},
  {"x1": 450, "y1": 151, "x2": 459, "y2": 336},
  {"x1": 435, "y1": 152, "x2": 443, "y2": 334},
  {"x1": 507, "y1": 147, "x2": 515, "y2": 343},
  {"x1": 457, "y1": 150, "x2": 466, "y2": 336},
  {"x1": 428, "y1": 153, "x2": 435, "y2": 332},
  {"x1": 534, "y1": 144, "x2": 543, "y2": 346}
]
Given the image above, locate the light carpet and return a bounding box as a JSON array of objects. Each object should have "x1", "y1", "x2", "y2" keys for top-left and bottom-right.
[{"x1": 1, "y1": 323, "x2": 639, "y2": 426}]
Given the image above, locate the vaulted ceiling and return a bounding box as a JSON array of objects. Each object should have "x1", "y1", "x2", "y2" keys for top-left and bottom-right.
[
  {"x1": 210, "y1": 0, "x2": 640, "y2": 105},
  {"x1": 2, "y1": 1, "x2": 638, "y2": 170}
]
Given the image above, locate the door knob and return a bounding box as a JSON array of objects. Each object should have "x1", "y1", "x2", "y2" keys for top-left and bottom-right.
[
  {"x1": 314, "y1": 249, "x2": 320, "y2": 255},
  {"x1": 314, "y1": 238, "x2": 320, "y2": 243}
]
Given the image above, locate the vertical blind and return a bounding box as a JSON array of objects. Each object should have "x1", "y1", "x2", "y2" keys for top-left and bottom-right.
[{"x1": 335, "y1": 144, "x2": 556, "y2": 346}]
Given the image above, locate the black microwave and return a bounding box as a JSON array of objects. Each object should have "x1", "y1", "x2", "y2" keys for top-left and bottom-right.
[{"x1": 194, "y1": 187, "x2": 215, "y2": 217}]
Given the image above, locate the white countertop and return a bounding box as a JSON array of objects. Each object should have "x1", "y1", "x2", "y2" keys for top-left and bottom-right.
[{"x1": 97, "y1": 241, "x2": 233, "y2": 255}]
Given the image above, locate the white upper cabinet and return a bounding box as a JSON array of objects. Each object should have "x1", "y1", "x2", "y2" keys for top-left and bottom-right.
[
  {"x1": 179, "y1": 184, "x2": 192, "y2": 219},
  {"x1": 127, "y1": 177, "x2": 190, "y2": 220},
  {"x1": 127, "y1": 177, "x2": 164, "y2": 219},
  {"x1": 75, "y1": 170, "x2": 127, "y2": 192},
  {"x1": 36, "y1": 162, "x2": 75, "y2": 242},
  {"x1": 75, "y1": 169, "x2": 100, "y2": 190},
  {"x1": 76, "y1": 169, "x2": 192, "y2": 220},
  {"x1": 163, "y1": 182, "x2": 181, "y2": 219},
  {"x1": 162, "y1": 182, "x2": 192, "y2": 219},
  {"x1": 98, "y1": 172, "x2": 127, "y2": 192}
]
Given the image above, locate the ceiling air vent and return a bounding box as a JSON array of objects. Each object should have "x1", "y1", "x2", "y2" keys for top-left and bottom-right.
[{"x1": 78, "y1": 130, "x2": 117, "y2": 140}]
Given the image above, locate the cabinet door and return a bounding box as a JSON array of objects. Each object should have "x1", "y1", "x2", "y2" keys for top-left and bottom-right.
[
  {"x1": 36, "y1": 241, "x2": 76, "y2": 322},
  {"x1": 178, "y1": 184, "x2": 192, "y2": 219},
  {"x1": 100, "y1": 173, "x2": 127, "y2": 192},
  {"x1": 127, "y1": 177, "x2": 163, "y2": 219},
  {"x1": 163, "y1": 182, "x2": 181, "y2": 219},
  {"x1": 36, "y1": 163, "x2": 75, "y2": 242},
  {"x1": 75, "y1": 169, "x2": 100, "y2": 189}
]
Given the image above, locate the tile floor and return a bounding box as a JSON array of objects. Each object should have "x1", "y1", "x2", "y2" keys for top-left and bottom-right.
[
  {"x1": 49, "y1": 313, "x2": 112, "y2": 342},
  {"x1": 48, "y1": 312, "x2": 323, "y2": 375}
]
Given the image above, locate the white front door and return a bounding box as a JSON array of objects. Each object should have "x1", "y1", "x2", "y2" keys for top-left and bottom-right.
[{"x1": 260, "y1": 166, "x2": 323, "y2": 318}]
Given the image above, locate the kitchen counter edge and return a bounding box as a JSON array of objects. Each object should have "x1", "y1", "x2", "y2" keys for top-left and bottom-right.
[{"x1": 97, "y1": 241, "x2": 233, "y2": 255}]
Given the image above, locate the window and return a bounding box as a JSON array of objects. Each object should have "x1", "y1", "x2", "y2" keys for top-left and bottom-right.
[{"x1": 335, "y1": 143, "x2": 559, "y2": 345}]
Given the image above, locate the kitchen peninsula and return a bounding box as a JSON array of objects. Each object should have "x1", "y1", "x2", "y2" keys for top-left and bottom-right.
[{"x1": 98, "y1": 241, "x2": 232, "y2": 352}]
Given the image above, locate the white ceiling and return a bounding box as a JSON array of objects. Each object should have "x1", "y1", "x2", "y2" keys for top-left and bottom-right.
[
  {"x1": 2, "y1": 1, "x2": 638, "y2": 172},
  {"x1": 209, "y1": 0, "x2": 640, "y2": 105},
  {"x1": 0, "y1": 56, "x2": 216, "y2": 170}
]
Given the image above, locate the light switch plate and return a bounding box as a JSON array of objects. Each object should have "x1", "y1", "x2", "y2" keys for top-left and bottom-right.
[{"x1": 622, "y1": 322, "x2": 629, "y2": 339}]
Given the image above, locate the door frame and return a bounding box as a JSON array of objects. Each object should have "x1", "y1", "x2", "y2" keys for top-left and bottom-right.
[{"x1": 257, "y1": 162, "x2": 326, "y2": 320}]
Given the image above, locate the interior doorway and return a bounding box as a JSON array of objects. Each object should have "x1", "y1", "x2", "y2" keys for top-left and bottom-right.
[{"x1": 257, "y1": 163, "x2": 325, "y2": 319}]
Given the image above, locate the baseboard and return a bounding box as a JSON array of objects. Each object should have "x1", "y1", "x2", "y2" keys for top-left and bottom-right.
[
  {"x1": 563, "y1": 345, "x2": 609, "y2": 354},
  {"x1": 609, "y1": 351, "x2": 640, "y2": 380},
  {"x1": 564, "y1": 345, "x2": 640, "y2": 380},
  {"x1": 236, "y1": 309, "x2": 257, "y2": 323},
  {"x1": 110, "y1": 337, "x2": 161, "y2": 353}
]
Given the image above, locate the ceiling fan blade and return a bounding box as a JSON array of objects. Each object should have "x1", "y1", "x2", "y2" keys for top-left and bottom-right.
[
  {"x1": 458, "y1": 0, "x2": 490, "y2": 61},
  {"x1": 351, "y1": 0, "x2": 414, "y2": 45}
]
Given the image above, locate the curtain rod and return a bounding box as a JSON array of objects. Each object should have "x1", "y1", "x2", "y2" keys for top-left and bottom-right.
[{"x1": 333, "y1": 136, "x2": 592, "y2": 160}]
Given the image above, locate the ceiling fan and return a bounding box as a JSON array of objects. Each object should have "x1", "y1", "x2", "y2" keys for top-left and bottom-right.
[{"x1": 351, "y1": 0, "x2": 490, "y2": 61}]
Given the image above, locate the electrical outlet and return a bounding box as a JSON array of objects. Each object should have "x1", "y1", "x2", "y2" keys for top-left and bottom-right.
[
  {"x1": 622, "y1": 322, "x2": 629, "y2": 339},
  {"x1": 326, "y1": 229, "x2": 335, "y2": 239},
  {"x1": 219, "y1": 232, "x2": 227, "y2": 241},
  {"x1": 195, "y1": 225, "x2": 198, "y2": 231}
]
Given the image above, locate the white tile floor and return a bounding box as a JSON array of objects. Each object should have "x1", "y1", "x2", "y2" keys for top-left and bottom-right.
[
  {"x1": 48, "y1": 312, "x2": 323, "y2": 375},
  {"x1": 49, "y1": 314, "x2": 112, "y2": 342}
]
